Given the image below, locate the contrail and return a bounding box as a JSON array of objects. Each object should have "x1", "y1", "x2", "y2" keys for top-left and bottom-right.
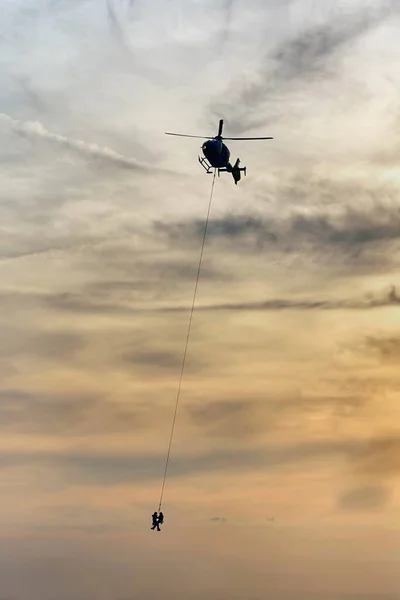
[{"x1": 0, "y1": 112, "x2": 149, "y2": 171}]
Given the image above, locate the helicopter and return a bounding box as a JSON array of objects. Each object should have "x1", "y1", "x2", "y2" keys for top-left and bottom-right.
[{"x1": 165, "y1": 119, "x2": 273, "y2": 184}]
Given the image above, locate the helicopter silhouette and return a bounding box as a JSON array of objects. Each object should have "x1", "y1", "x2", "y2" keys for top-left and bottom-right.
[{"x1": 165, "y1": 119, "x2": 273, "y2": 184}]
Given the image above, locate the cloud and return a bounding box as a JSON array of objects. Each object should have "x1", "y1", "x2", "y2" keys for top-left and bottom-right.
[
  {"x1": 270, "y1": 3, "x2": 397, "y2": 84},
  {"x1": 0, "y1": 330, "x2": 86, "y2": 362},
  {"x1": 338, "y1": 485, "x2": 390, "y2": 511},
  {"x1": 0, "y1": 438, "x2": 358, "y2": 485},
  {"x1": 185, "y1": 394, "x2": 368, "y2": 442},
  {"x1": 158, "y1": 286, "x2": 400, "y2": 314},
  {"x1": 365, "y1": 336, "x2": 400, "y2": 362},
  {"x1": 84, "y1": 249, "x2": 229, "y2": 288},
  {"x1": 0, "y1": 113, "x2": 151, "y2": 171},
  {"x1": 13, "y1": 75, "x2": 47, "y2": 114},
  {"x1": 218, "y1": 0, "x2": 237, "y2": 49},
  {"x1": 43, "y1": 292, "x2": 137, "y2": 316},
  {"x1": 37, "y1": 283, "x2": 400, "y2": 318},
  {"x1": 211, "y1": 1, "x2": 400, "y2": 125},
  {"x1": 122, "y1": 347, "x2": 205, "y2": 375},
  {"x1": 0, "y1": 235, "x2": 103, "y2": 263},
  {"x1": 155, "y1": 214, "x2": 274, "y2": 248},
  {"x1": 153, "y1": 193, "x2": 400, "y2": 278},
  {"x1": 155, "y1": 202, "x2": 400, "y2": 255},
  {"x1": 0, "y1": 390, "x2": 96, "y2": 436},
  {"x1": 123, "y1": 349, "x2": 183, "y2": 369},
  {"x1": 37, "y1": 254, "x2": 230, "y2": 317},
  {"x1": 35, "y1": 503, "x2": 133, "y2": 535},
  {"x1": 187, "y1": 399, "x2": 258, "y2": 440},
  {"x1": 106, "y1": 0, "x2": 127, "y2": 49},
  {"x1": 103, "y1": 0, "x2": 175, "y2": 86},
  {"x1": 351, "y1": 435, "x2": 400, "y2": 479},
  {"x1": 0, "y1": 389, "x2": 152, "y2": 436}
]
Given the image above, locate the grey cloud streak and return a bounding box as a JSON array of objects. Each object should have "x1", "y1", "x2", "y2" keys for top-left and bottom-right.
[
  {"x1": 0, "y1": 438, "x2": 359, "y2": 485},
  {"x1": 156, "y1": 204, "x2": 400, "y2": 251},
  {"x1": 351, "y1": 435, "x2": 400, "y2": 479},
  {"x1": 270, "y1": 2, "x2": 399, "y2": 84},
  {"x1": 364, "y1": 336, "x2": 400, "y2": 363},
  {"x1": 211, "y1": 1, "x2": 400, "y2": 128},
  {"x1": 186, "y1": 394, "x2": 368, "y2": 441},
  {"x1": 3, "y1": 433, "x2": 397, "y2": 486},
  {"x1": 0, "y1": 330, "x2": 86, "y2": 362},
  {"x1": 0, "y1": 389, "x2": 153, "y2": 436},
  {"x1": 0, "y1": 113, "x2": 153, "y2": 172},
  {"x1": 338, "y1": 485, "x2": 390, "y2": 511},
  {"x1": 32, "y1": 284, "x2": 400, "y2": 317},
  {"x1": 31, "y1": 284, "x2": 400, "y2": 318},
  {"x1": 159, "y1": 286, "x2": 400, "y2": 313},
  {"x1": 154, "y1": 199, "x2": 400, "y2": 276}
]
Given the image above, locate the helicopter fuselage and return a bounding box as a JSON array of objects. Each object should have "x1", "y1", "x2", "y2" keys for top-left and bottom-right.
[{"x1": 202, "y1": 138, "x2": 230, "y2": 168}]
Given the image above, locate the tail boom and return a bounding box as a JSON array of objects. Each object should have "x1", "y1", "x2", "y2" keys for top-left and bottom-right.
[{"x1": 218, "y1": 158, "x2": 246, "y2": 184}]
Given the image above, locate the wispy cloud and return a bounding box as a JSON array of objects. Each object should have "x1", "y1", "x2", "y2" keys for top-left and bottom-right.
[
  {"x1": 0, "y1": 438, "x2": 359, "y2": 485},
  {"x1": 158, "y1": 286, "x2": 400, "y2": 313},
  {"x1": 0, "y1": 389, "x2": 152, "y2": 437},
  {"x1": 33, "y1": 285, "x2": 400, "y2": 317},
  {"x1": 185, "y1": 394, "x2": 368, "y2": 442},
  {"x1": 364, "y1": 336, "x2": 400, "y2": 362},
  {"x1": 211, "y1": 1, "x2": 400, "y2": 127},
  {"x1": 0, "y1": 113, "x2": 151, "y2": 171},
  {"x1": 0, "y1": 330, "x2": 85, "y2": 362},
  {"x1": 338, "y1": 485, "x2": 390, "y2": 511},
  {"x1": 218, "y1": 0, "x2": 237, "y2": 49},
  {"x1": 105, "y1": 0, "x2": 127, "y2": 49},
  {"x1": 351, "y1": 435, "x2": 400, "y2": 480},
  {"x1": 31, "y1": 284, "x2": 400, "y2": 318},
  {"x1": 270, "y1": 3, "x2": 398, "y2": 85}
]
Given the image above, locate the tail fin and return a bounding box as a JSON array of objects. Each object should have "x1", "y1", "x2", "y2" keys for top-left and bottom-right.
[{"x1": 232, "y1": 158, "x2": 241, "y2": 184}]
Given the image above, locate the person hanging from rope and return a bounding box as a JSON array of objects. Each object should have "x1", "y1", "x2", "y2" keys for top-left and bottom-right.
[
  {"x1": 151, "y1": 511, "x2": 159, "y2": 531},
  {"x1": 158, "y1": 511, "x2": 164, "y2": 528},
  {"x1": 150, "y1": 511, "x2": 164, "y2": 531}
]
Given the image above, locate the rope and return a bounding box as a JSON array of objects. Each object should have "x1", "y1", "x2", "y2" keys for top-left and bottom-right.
[{"x1": 157, "y1": 169, "x2": 217, "y2": 512}]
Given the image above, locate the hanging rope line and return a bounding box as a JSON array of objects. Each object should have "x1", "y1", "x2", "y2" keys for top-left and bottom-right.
[{"x1": 157, "y1": 169, "x2": 217, "y2": 512}]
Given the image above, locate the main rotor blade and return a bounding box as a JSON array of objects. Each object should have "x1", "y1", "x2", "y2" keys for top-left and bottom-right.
[
  {"x1": 165, "y1": 132, "x2": 210, "y2": 139},
  {"x1": 223, "y1": 136, "x2": 274, "y2": 140},
  {"x1": 217, "y1": 119, "x2": 223, "y2": 137}
]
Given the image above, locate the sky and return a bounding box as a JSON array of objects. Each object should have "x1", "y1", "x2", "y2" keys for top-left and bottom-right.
[{"x1": 1, "y1": 0, "x2": 400, "y2": 598}]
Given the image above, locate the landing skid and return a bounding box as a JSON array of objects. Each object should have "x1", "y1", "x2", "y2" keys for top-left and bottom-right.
[
  {"x1": 198, "y1": 156, "x2": 247, "y2": 180},
  {"x1": 198, "y1": 156, "x2": 214, "y2": 174}
]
